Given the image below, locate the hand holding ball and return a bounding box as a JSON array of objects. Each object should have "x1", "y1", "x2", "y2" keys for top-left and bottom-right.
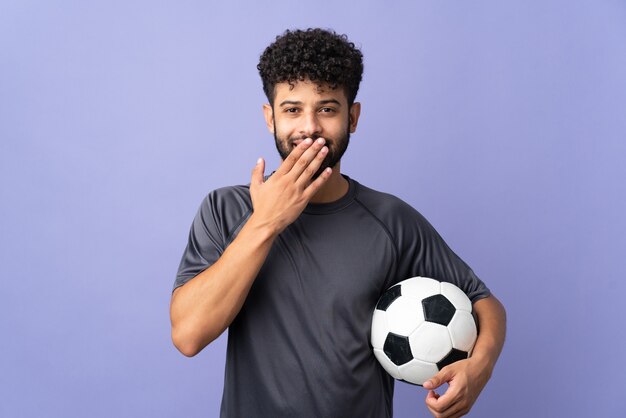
[{"x1": 371, "y1": 277, "x2": 477, "y2": 386}]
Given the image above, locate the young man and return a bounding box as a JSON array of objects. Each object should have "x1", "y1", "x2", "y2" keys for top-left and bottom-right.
[{"x1": 170, "y1": 28, "x2": 506, "y2": 418}]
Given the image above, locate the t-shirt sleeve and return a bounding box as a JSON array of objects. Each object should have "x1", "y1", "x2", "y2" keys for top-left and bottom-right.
[
  {"x1": 393, "y1": 203, "x2": 491, "y2": 303},
  {"x1": 173, "y1": 193, "x2": 226, "y2": 291}
]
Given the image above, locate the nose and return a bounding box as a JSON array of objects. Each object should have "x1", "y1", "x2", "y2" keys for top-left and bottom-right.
[{"x1": 299, "y1": 112, "x2": 322, "y2": 138}]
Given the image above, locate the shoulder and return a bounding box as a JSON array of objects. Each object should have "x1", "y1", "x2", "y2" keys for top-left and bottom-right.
[
  {"x1": 351, "y1": 179, "x2": 440, "y2": 252},
  {"x1": 202, "y1": 184, "x2": 251, "y2": 212},
  {"x1": 353, "y1": 180, "x2": 427, "y2": 226},
  {"x1": 196, "y1": 184, "x2": 252, "y2": 238}
]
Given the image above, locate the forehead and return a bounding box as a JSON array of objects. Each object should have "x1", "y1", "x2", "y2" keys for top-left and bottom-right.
[{"x1": 273, "y1": 80, "x2": 347, "y2": 104}]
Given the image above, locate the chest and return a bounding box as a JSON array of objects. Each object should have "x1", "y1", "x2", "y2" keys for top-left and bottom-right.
[{"x1": 251, "y1": 211, "x2": 397, "y2": 318}]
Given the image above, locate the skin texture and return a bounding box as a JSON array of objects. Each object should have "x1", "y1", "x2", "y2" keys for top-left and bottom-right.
[
  {"x1": 170, "y1": 80, "x2": 360, "y2": 356},
  {"x1": 263, "y1": 79, "x2": 361, "y2": 198},
  {"x1": 170, "y1": 80, "x2": 506, "y2": 417},
  {"x1": 170, "y1": 137, "x2": 332, "y2": 356},
  {"x1": 423, "y1": 295, "x2": 506, "y2": 417},
  {"x1": 269, "y1": 84, "x2": 352, "y2": 179}
]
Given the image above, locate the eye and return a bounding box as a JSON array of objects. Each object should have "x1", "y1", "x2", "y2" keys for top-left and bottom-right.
[
  {"x1": 285, "y1": 107, "x2": 299, "y2": 113},
  {"x1": 319, "y1": 107, "x2": 335, "y2": 113}
]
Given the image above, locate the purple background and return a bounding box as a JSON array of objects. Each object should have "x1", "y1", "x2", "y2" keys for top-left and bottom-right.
[{"x1": 1, "y1": 1, "x2": 625, "y2": 417}]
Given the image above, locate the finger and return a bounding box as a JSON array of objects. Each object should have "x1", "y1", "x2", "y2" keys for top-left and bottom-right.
[
  {"x1": 428, "y1": 398, "x2": 466, "y2": 418},
  {"x1": 424, "y1": 369, "x2": 452, "y2": 390},
  {"x1": 286, "y1": 137, "x2": 327, "y2": 180},
  {"x1": 250, "y1": 157, "x2": 265, "y2": 191},
  {"x1": 276, "y1": 138, "x2": 313, "y2": 175},
  {"x1": 442, "y1": 402, "x2": 469, "y2": 418},
  {"x1": 426, "y1": 395, "x2": 465, "y2": 415},
  {"x1": 425, "y1": 385, "x2": 463, "y2": 416},
  {"x1": 295, "y1": 145, "x2": 328, "y2": 186},
  {"x1": 435, "y1": 384, "x2": 462, "y2": 409},
  {"x1": 302, "y1": 166, "x2": 332, "y2": 199},
  {"x1": 426, "y1": 390, "x2": 440, "y2": 401}
]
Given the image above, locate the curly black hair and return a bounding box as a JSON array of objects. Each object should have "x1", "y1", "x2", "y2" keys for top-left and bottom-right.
[{"x1": 258, "y1": 28, "x2": 363, "y2": 106}]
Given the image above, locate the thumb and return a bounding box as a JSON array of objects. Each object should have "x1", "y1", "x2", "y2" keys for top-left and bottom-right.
[
  {"x1": 423, "y1": 369, "x2": 452, "y2": 390},
  {"x1": 251, "y1": 157, "x2": 265, "y2": 189}
]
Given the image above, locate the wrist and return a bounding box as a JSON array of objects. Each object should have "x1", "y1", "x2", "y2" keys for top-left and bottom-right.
[
  {"x1": 469, "y1": 351, "x2": 496, "y2": 379},
  {"x1": 245, "y1": 212, "x2": 282, "y2": 240}
]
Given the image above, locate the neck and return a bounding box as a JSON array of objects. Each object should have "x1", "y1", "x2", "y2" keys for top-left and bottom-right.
[{"x1": 309, "y1": 162, "x2": 349, "y2": 203}]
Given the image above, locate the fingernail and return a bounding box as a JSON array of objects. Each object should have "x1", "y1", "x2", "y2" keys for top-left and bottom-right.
[
  {"x1": 304, "y1": 138, "x2": 313, "y2": 144},
  {"x1": 256, "y1": 158, "x2": 262, "y2": 165},
  {"x1": 317, "y1": 138, "x2": 325, "y2": 144}
]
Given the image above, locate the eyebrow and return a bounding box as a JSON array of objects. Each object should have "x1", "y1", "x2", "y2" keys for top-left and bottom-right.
[{"x1": 278, "y1": 99, "x2": 342, "y2": 107}]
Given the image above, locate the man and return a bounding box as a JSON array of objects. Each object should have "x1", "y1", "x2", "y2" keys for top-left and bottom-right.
[{"x1": 170, "y1": 28, "x2": 506, "y2": 418}]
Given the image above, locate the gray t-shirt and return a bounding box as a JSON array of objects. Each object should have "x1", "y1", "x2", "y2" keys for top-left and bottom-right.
[{"x1": 174, "y1": 176, "x2": 490, "y2": 418}]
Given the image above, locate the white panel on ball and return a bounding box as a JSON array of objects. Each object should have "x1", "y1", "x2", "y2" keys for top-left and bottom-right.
[
  {"x1": 398, "y1": 358, "x2": 439, "y2": 386},
  {"x1": 370, "y1": 309, "x2": 388, "y2": 349},
  {"x1": 385, "y1": 296, "x2": 425, "y2": 336},
  {"x1": 400, "y1": 277, "x2": 440, "y2": 301},
  {"x1": 447, "y1": 310, "x2": 477, "y2": 352},
  {"x1": 409, "y1": 322, "x2": 452, "y2": 363},
  {"x1": 440, "y1": 281, "x2": 472, "y2": 312},
  {"x1": 373, "y1": 349, "x2": 402, "y2": 380}
]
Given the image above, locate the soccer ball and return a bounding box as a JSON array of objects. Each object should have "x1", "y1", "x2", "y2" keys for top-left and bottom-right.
[{"x1": 371, "y1": 276, "x2": 477, "y2": 386}]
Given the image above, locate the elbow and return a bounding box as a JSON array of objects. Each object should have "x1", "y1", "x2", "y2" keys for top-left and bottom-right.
[
  {"x1": 174, "y1": 340, "x2": 201, "y2": 358},
  {"x1": 169, "y1": 291, "x2": 224, "y2": 357},
  {"x1": 171, "y1": 324, "x2": 220, "y2": 357},
  {"x1": 171, "y1": 327, "x2": 203, "y2": 357}
]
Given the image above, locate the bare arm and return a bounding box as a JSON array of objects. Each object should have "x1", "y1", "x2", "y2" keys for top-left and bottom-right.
[
  {"x1": 423, "y1": 294, "x2": 507, "y2": 418},
  {"x1": 170, "y1": 138, "x2": 330, "y2": 357},
  {"x1": 170, "y1": 215, "x2": 277, "y2": 357},
  {"x1": 468, "y1": 294, "x2": 507, "y2": 377}
]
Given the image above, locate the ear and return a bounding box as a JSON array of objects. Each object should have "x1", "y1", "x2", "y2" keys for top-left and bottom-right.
[
  {"x1": 348, "y1": 102, "x2": 361, "y2": 133},
  {"x1": 263, "y1": 104, "x2": 275, "y2": 134}
]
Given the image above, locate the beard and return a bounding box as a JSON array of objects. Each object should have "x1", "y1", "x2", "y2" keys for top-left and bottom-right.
[{"x1": 273, "y1": 124, "x2": 350, "y2": 179}]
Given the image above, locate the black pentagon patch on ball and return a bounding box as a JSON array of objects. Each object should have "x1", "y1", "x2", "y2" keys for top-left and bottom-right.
[
  {"x1": 376, "y1": 284, "x2": 402, "y2": 311},
  {"x1": 437, "y1": 348, "x2": 469, "y2": 370},
  {"x1": 383, "y1": 333, "x2": 413, "y2": 366},
  {"x1": 422, "y1": 294, "x2": 456, "y2": 326}
]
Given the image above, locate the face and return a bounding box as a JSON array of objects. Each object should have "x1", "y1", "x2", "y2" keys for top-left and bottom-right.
[{"x1": 263, "y1": 80, "x2": 361, "y2": 176}]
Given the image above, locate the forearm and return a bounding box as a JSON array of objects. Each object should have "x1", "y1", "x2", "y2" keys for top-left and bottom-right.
[
  {"x1": 170, "y1": 139, "x2": 331, "y2": 357},
  {"x1": 423, "y1": 294, "x2": 506, "y2": 416},
  {"x1": 170, "y1": 213, "x2": 278, "y2": 356},
  {"x1": 471, "y1": 294, "x2": 507, "y2": 374}
]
